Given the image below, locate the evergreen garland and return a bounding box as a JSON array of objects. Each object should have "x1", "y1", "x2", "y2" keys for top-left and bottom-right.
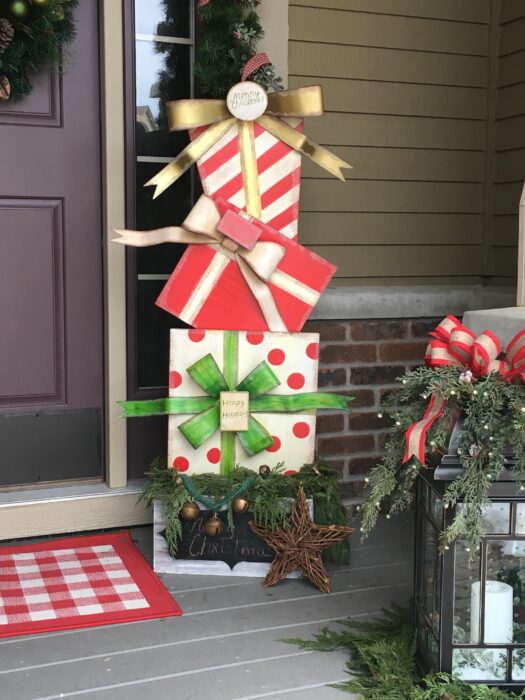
[
  {"x1": 142, "y1": 458, "x2": 350, "y2": 564},
  {"x1": 0, "y1": 0, "x2": 78, "y2": 102},
  {"x1": 285, "y1": 606, "x2": 521, "y2": 699},
  {"x1": 359, "y1": 366, "x2": 525, "y2": 552},
  {"x1": 194, "y1": 0, "x2": 282, "y2": 98}
]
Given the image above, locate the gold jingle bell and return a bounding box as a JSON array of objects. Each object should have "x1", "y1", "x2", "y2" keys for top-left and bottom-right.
[
  {"x1": 232, "y1": 496, "x2": 249, "y2": 514},
  {"x1": 204, "y1": 515, "x2": 223, "y2": 537},
  {"x1": 180, "y1": 502, "x2": 200, "y2": 521},
  {"x1": 259, "y1": 464, "x2": 271, "y2": 478},
  {"x1": 175, "y1": 476, "x2": 184, "y2": 486}
]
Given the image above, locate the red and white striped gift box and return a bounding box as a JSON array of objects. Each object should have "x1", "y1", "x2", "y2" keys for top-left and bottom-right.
[{"x1": 190, "y1": 119, "x2": 303, "y2": 240}]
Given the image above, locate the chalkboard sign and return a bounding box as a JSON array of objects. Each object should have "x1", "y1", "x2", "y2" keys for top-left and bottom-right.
[
  {"x1": 153, "y1": 499, "x2": 313, "y2": 578},
  {"x1": 163, "y1": 509, "x2": 275, "y2": 569}
]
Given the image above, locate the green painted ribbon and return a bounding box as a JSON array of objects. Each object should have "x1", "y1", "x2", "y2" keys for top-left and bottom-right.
[
  {"x1": 119, "y1": 331, "x2": 352, "y2": 474},
  {"x1": 180, "y1": 473, "x2": 258, "y2": 512}
]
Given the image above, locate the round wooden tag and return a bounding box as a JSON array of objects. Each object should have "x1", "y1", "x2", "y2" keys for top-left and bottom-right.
[{"x1": 226, "y1": 81, "x2": 268, "y2": 121}]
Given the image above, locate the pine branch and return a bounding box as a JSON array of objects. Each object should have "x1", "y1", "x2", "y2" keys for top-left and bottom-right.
[
  {"x1": 285, "y1": 607, "x2": 524, "y2": 699},
  {"x1": 194, "y1": 0, "x2": 282, "y2": 97},
  {"x1": 360, "y1": 366, "x2": 525, "y2": 551}
]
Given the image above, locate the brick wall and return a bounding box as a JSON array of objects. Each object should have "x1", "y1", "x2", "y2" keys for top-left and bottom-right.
[{"x1": 305, "y1": 317, "x2": 441, "y2": 505}]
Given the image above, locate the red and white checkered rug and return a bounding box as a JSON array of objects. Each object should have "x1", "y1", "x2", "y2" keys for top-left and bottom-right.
[{"x1": 0, "y1": 531, "x2": 182, "y2": 638}]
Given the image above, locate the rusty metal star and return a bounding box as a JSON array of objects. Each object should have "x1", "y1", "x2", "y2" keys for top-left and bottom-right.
[{"x1": 249, "y1": 486, "x2": 355, "y2": 594}]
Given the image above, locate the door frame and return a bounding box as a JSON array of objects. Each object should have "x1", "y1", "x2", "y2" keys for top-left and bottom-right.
[{"x1": 0, "y1": 0, "x2": 290, "y2": 540}]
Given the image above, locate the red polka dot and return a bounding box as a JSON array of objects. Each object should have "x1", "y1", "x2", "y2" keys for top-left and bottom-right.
[
  {"x1": 188, "y1": 329, "x2": 206, "y2": 342},
  {"x1": 306, "y1": 342, "x2": 319, "y2": 360},
  {"x1": 293, "y1": 422, "x2": 310, "y2": 439},
  {"x1": 207, "y1": 448, "x2": 221, "y2": 464},
  {"x1": 284, "y1": 469, "x2": 298, "y2": 476},
  {"x1": 268, "y1": 348, "x2": 285, "y2": 366},
  {"x1": 247, "y1": 332, "x2": 264, "y2": 345},
  {"x1": 169, "y1": 371, "x2": 182, "y2": 389},
  {"x1": 266, "y1": 435, "x2": 281, "y2": 453},
  {"x1": 173, "y1": 456, "x2": 190, "y2": 472},
  {"x1": 287, "y1": 373, "x2": 305, "y2": 390}
]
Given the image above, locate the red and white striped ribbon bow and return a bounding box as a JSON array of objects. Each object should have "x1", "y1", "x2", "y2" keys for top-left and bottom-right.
[
  {"x1": 425, "y1": 314, "x2": 525, "y2": 380},
  {"x1": 403, "y1": 315, "x2": 525, "y2": 463}
]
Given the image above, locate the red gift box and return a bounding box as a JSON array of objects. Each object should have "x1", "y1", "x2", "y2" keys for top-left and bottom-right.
[{"x1": 155, "y1": 197, "x2": 336, "y2": 332}]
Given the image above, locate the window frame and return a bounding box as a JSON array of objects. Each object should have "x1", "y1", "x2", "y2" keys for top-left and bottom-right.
[{"x1": 123, "y1": 0, "x2": 196, "y2": 403}]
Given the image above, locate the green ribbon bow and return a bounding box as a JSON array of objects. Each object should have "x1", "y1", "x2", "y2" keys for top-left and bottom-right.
[{"x1": 119, "y1": 331, "x2": 352, "y2": 474}]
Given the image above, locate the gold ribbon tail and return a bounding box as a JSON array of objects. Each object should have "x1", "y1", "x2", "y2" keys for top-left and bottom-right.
[
  {"x1": 238, "y1": 120, "x2": 262, "y2": 219},
  {"x1": 257, "y1": 114, "x2": 352, "y2": 181},
  {"x1": 145, "y1": 118, "x2": 236, "y2": 199}
]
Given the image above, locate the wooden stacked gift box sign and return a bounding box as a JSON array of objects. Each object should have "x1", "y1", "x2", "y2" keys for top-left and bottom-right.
[{"x1": 116, "y1": 72, "x2": 354, "y2": 578}]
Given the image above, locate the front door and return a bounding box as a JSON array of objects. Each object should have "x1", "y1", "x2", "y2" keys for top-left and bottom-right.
[{"x1": 0, "y1": 1, "x2": 104, "y2": 487}]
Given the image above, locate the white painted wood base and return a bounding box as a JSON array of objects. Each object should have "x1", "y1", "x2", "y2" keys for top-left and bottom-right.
[{"x1": 153, "y1": 499, "x2": 312, "y2": 578}]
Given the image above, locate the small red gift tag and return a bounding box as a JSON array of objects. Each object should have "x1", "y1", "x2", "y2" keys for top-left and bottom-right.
[{"x1": 217, "y1": 209, "x2": 262, "y2": 251}]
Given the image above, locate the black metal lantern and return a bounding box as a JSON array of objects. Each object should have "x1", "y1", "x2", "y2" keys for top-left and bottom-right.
[{"x1": 415, "y1": 417, "x2": 525, "y2": 688}]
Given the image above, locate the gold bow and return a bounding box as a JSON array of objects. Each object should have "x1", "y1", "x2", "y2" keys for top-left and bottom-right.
[
  {"x1": 114, "y1": 195, "x2": 288, "y2": 331},
  {"x1": 146, "y1": 85, "x2": 352, "y2": 215}
]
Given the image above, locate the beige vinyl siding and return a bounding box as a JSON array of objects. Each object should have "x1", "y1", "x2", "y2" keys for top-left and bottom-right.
[
  {"x1": 289, "y1": 1, "x2": 490, "y2": 283},
  {"x1": 493, "y1": 1, "x2": 525, "y2": 282}
]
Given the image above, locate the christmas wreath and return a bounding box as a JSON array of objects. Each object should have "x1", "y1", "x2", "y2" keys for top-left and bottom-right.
[
  {"x1": 0, "y1": 0, "x2": 77, "y2": 102},
  {"x1": 360, "y1": 315, "x2": 525, "y2": 552}
]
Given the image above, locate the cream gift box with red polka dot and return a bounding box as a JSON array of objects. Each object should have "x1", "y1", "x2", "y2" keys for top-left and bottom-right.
[{"x1": 168, "y1": 328, "x2": 320, "y2": 475}]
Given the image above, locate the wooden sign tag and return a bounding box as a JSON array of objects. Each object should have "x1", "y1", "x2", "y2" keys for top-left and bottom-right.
[
  {"x1": 226, "y1": 81, "x2": 268, "y2": 121},
  {"x1": 220, "y1": 391, "x2": 249, "y2": 431}
]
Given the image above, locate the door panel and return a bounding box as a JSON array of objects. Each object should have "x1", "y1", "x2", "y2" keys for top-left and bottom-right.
[
  {"x1": 0, "y1": 70, "x2": 61, "y2": 126},
  {"x1": 0, "y1": 0, "x2": 104, "y2": 487},
  {"x1": 0, "y1": 199, "x2": 65, "y2": 405}
]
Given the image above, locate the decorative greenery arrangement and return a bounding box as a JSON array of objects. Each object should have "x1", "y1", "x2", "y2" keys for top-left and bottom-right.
[
  {"x1": 497, "y1": 563, "x2": 525, "y2": 610},
  {"x1": 285, "y1": 606, "x2": 522, "y2": 699},
  {"x1": 360, "y1": 365, "x2": 525, "y2": 553},
  {"x1": 142, "y1": 458, "x2": 350, "y2": 564},
  {"x1": 195, "y1": 0, "x2": 282, "y2": 97},
  {"x1": 0, "y1": 0, "x2": 77, "y2": 102}
]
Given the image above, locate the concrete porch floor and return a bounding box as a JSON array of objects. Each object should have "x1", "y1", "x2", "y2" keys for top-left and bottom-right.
[{"x1": 0, "y1": 513, "x2": 414, "y2": 700}]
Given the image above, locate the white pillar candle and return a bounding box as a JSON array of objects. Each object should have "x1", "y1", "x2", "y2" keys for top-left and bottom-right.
[{"x1": 470, "y1": 580, "x2": 514, "y2": 644}]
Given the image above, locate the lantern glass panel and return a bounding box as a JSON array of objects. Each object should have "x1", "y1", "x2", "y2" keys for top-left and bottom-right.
[
  {"x1": 482, "y1": 503, "x2": 511, "y2": 534},
  {"x1": 421, "y1": 515, "x2": 438, "y2": 625},
  {"x1": 456, "y1": 502, "x2": 510, "y2": 535},
  {"x1": 516, "y1": 504, "x2": 525, "y2": 535},
  {"x1": 487, "y1": 540, "x2": 525, "y2": 643},
  {"x1": 417, "y1": 609, "x2": 428, "y2": 657},
  {"x1": 453, "y1": 541, "x2": 481, "y2": 644},
  {"x1": 452, "y1": 649, "x2": 507, "y2": 682},
  {"x1": 430, "y1": 488, "x2": 443, "y2": 526},
  {"x1": 512, "y1": 649, "x2": 525, "y2": 680},
  {"x1": 428, "y1": 632, "x2": 439, "y2": 670}
]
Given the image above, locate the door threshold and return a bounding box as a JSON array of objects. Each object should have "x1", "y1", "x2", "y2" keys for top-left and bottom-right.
[
  {"x1": 0, "y1": 476, "x2": 104, "y2": 494},
  {"x1": 0, "y1": 479, "x2": 151, "y2": 541}
]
